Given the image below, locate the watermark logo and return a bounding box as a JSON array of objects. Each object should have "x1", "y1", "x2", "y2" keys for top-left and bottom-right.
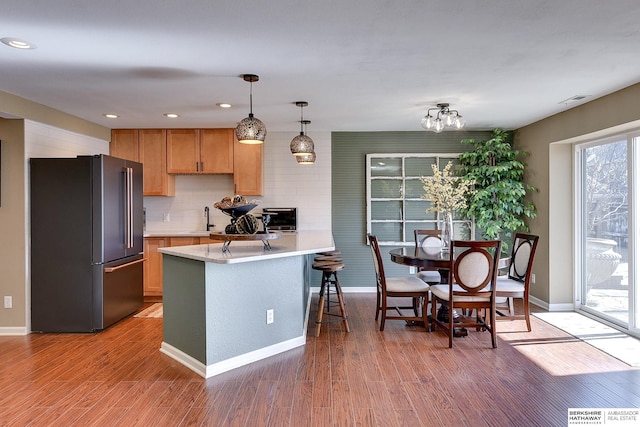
[{"x1": 568, "y1": 408, "x2": 639, "y2": 425}]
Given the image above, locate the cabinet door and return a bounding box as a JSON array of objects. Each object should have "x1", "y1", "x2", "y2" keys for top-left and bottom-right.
[
  {"x1": 144, "y1": 237, "x2": 167, "y2": 297},
  {"x1": 200, "y1": 129, "x2": 234, "y2": 174},
  {"x1": 140, "y1": 129, "x2": 175, "y2": 196},
  {"x1": 167, "y1": 129, "x2": 201, "y2": 173},
  {"x1": 110, "y1": 129, "x2": 140, "y2": 162},
  {"x1": 170, "y1": 237, "x2": 201, "y2": 246},
  {"x1": 234, "y1": 136, "x2": 263, "y2": 196}
]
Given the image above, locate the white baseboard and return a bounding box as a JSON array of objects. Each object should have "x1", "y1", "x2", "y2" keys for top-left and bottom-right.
[
  {"x1": 311, "y1": 286, "x2": 376, "y2": 293},
  {"x1": 160, "y1": 335, "x2": 307, "y2": 379},
  {"x1": 0, "y1": 326, "x2": 28, "y2": 336},
  {"x1": 530, "y1": 295, "x2": 574, "y2": 312}
]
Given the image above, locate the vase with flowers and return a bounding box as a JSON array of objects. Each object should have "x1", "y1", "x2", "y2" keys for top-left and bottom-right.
[{"x1": 420, "y1": 161, "x2": 474, "y2": 253}]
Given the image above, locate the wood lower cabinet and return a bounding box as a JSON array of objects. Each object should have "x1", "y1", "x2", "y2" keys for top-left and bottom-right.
[
  {"x1": 144, "y1": 237, "x2": 167, "y2": 297},
  {"x1": 144, "y1": 236, "x2": 201, "y2": 297},
  {"x1": 110, "y1": 129, "x2": 175, "y2": 196},
  {"x1": 234, "y1": 136, "x2": 263, "y2": 196}
]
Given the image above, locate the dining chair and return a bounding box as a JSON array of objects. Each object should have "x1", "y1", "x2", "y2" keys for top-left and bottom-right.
[
  {"x1": 414, "y1": 229, "x2": 444, "y2": 284},
  {"x1": 367, "y1": 233, "x2": 430, "y2": 331},
  {"x1": 495, "y1": 233, "x2": 539, "y2": 331},
  {"x1": 430, "y1": 239, "x2": 502, "y2": 348}
]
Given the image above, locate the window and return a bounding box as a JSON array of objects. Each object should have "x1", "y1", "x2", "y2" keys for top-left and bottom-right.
[
  {"x1": 366, "y1": 153, "x2": 472, "y2": 245},
  {"x1": 575, "y1": 133, "x2": 638, "y2": 334}
]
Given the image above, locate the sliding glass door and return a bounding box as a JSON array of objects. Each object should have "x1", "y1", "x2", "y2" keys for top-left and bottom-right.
[{"x1": 577, "y1": 134, "x2": 638, "y2": 335}]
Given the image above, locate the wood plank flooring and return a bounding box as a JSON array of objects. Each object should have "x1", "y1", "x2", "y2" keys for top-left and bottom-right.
[{"x1": 1, "y1": 293, "x2": 639, "y2": 426}]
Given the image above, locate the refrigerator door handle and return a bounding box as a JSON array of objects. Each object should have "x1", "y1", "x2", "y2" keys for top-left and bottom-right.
[
  {"x1": 104, "y1": 257, "x2": 146, "y2": 273},
  {"x1": 123, "y1": 167, "x2": 134, "y2": 249}
]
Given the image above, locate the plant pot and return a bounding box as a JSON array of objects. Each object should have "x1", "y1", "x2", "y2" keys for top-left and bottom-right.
[{"x1": 586, "y1": 238, "x2": 622, "y2": 286}]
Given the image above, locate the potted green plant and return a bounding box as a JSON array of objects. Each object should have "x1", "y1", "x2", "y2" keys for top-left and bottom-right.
[{"x1": 458, "y1": 129, "x2": 537, "y2": 253}]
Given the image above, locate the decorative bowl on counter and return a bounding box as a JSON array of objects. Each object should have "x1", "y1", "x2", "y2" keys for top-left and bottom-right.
[{"x1": 217, "y1": 203, "x2": 258, "y2": 219}]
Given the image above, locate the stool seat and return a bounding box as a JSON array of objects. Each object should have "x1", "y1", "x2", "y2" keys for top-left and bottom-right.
[
  {"x1": 314, "y1": 255, "x2": 343, "y2": 263},
  {"x1": 319, "y1": 250, "x2": 341, "y2": 256},
  {"x1": 314, "y1": 253, "x2": 349, "y2": 337},
  {"x1": 313, "y1": 261, "x2": 345, "y2": 270}
]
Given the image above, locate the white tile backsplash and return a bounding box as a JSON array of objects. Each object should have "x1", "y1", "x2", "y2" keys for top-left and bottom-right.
[{"x1": 144, "y1": 131, "x2": 332, "y2": 233}]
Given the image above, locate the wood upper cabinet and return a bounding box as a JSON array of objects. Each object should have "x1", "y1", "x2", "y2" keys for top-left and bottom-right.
[
  {"x1": 167, "y1": 128, "x2": 234, "y2": 174},
  {"x1": 110, "y1": 129, "x2": 175, "y2": 196},
  {"x1": 110, "y1": 129, "x2": 140, "y2": 162},
  {"x1": 233, "y1": 135, "x2": 263, "y2": 196},
  {"x1": 140, "y1": 129, "x2": 175, "y2": 196},
  {"x1": 200, "y1": 129, "x2": 234, "y2": 173}
]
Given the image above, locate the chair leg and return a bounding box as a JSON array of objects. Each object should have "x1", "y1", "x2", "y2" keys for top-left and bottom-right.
[
  {"x1": 315, "y1": 274, "x2": 328, "y2": 337},
  {"x1": 448, "y1": 304, "x2": 454, "y2": 348},
  {"x1": 490, "y1": 308, "x2": 497, "y2": 348},
  {"x1": 334, "y1": 273, "x2": 350, "y2": 333},
  {"x1": 375, "y1": 288, "x2": 381, "y2": 321},
  {"x1": 523, "y1": 296, "x2": 532, "y2": 332},
  {"x1": 380, "y1": 296, "x2": 386, "y2": 331}
]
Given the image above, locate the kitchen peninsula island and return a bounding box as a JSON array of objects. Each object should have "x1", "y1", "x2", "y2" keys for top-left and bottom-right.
[{"x1": 158, "y1": 230, "x2": 334, "y2": 378}]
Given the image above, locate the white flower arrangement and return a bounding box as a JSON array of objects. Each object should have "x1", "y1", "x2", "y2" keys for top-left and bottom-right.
[{"x1": 420, "y1": 161, "x2": 474, "y2": 214}]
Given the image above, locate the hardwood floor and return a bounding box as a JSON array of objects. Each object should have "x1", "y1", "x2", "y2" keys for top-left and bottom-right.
[{"x1": 1, "y1": 293, "x2": 639, "y2": 426}]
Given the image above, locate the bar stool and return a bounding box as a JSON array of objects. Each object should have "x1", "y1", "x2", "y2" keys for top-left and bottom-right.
[{"x1": 313, "y1": 255, "x2": 350, "y2": 337}]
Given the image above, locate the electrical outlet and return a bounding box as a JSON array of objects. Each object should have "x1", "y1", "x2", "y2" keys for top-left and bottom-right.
[
  {"x1": 4, "y1": 296, "x2": 12, "y2": 309},
  {"x1": 531, "y1": 273, "x2": 536, "y2": 284},
  {"x1": 163, "y1": 212, "x2": 170, "y2": 222},
  {"x1": 266, "y1": 309, "x2": 274, "y2": 324}
]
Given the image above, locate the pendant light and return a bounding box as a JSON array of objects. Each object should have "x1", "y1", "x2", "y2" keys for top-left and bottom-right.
[
  {"x1": 296, "y1": 150, "x2": 316, "y2": 164},
  {"x1": 236, "y1": 74, "x2": 267, "y2": 144},
  {"x1": 290, "y1": 101, "x2": 315, "y2": 156}
]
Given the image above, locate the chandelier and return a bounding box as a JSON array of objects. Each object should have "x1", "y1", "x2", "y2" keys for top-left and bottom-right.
[
  {"x1": 420, "y1": 103, "x2": 465, "y2": 133},
  {"x1": 236, "y1": 74, "x2": 267, "y2": 144}
]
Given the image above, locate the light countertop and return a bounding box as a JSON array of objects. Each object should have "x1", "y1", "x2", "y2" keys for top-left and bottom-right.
[
  {"x1": 157, "y1": 230, "x2": 334, "y2": 264},
  {"x1": 144, "y1": 230, "x2": 212, "y2": 237}
]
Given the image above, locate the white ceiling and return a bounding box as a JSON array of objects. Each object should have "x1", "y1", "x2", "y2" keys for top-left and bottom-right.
[{"x1": 2, "y1": 1, "x2": 640, "y2": 132}]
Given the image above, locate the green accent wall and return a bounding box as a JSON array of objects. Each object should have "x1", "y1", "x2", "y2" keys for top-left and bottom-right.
[{"x1": 331, "y1": 131, "x2": 493, "y2": 288}]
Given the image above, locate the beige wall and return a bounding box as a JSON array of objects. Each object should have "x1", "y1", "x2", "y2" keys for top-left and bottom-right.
[
  {"x1": 0, "y1": 90, "x2": 109, "y2": 141},
  {"x1": 515, "y1": 82, "x2": 640, "y2": 309},
  {"x1": 0, "y1": 119, "x2": 27, "y2": 329},
  {"x1": 0, "y1": 92, "x2": 110, "y2": 333}
]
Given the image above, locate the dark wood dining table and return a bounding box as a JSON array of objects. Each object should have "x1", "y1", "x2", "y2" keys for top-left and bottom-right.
[
  {"x1": 389, "y1": 246, "x2": 510, "y2": 273},
  {"x1": 389, "y1": 246, "x2": 509, "y2": 335},
  {"x1": 389, "y1": 246, "x2": 450, "y2": 273}
]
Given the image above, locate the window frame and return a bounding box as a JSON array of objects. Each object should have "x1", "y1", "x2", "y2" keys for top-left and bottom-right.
[{"x1": 366, "y1": 153, "x2": 470, "y2": 246}]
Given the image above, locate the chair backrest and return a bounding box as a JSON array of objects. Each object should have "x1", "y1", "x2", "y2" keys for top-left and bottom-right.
[
  {"x1": 507, "y1": 233, "x2": 539, "y2": 283},
  {"x1": 367, "y1": 234, "x2": 386, "y2": 291},
  {"x1": 450, "y1": 240, "x2": 502, "y2": 296},
  {"x1": 414, "y1": 229, "x2": 442, "y2": 249}
]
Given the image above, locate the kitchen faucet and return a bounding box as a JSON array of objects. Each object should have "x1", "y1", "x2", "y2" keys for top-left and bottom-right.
[{"x1": 204, "y1": 206, "x2": 214, "y2": 231}]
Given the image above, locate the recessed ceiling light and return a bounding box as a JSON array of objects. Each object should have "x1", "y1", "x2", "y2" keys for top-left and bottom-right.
[
  {"x1": 1, "y1": 37, "x2": 36, "y2": 49},
  {"x1": 217, "y1": 103, "x2": 231, "y2": 108},
  {"x1": 164, "y1": 113, "x2": 179, "y2": 118},
  {"x1": 103, "y1": 113, "x2": 119, "y2": 119}
]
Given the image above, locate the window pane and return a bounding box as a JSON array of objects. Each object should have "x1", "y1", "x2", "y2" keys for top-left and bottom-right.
[
  {"x1": 582, "y1": 140, "x2": 629, "y2": 325},
  {"x1": 370, "y1": 158, "x2": 402, "y2": 177},
  {"x1": 371, "y1": 222, "x2": 402, "y2": 242},
  {"x1": 405, "y1": 157, "x2": 436, "y2": 176},
  {"x1": 405, "y1": 200, "x2": 433, "y2": 220},
  {"x1": 371, "y1": 179, "x2": 402, "y2": 198},
  {"x1": 405, "y1": 178, "x2": 425, "y2": 198},
  {"x1": 371, "y1": 201, "x2": 402, "y2": 220}
]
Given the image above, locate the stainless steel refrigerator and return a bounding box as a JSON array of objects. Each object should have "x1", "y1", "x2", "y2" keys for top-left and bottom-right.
[{"x1": 30, "y1": 154, "x2": 144, "y2": 332}]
